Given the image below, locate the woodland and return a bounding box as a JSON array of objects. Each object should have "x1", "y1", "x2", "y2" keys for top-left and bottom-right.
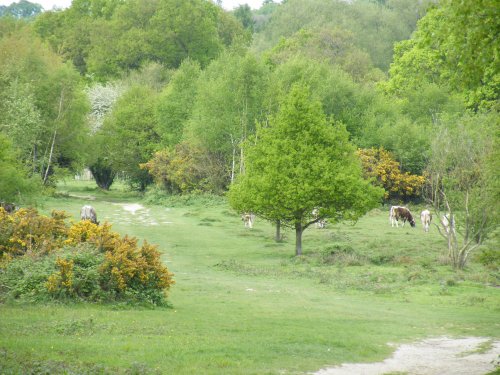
[
  {"x1": 0, "y1": 1, "x2": 499, "y2": 373},
  {"x1": 1, "y1": 0, "x2": 498, "y2": 263}
]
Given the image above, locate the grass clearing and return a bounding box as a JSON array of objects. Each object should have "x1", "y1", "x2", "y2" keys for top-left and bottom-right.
[{"x1": 0, "y1": 180, "x2": 498, "y2": 374}]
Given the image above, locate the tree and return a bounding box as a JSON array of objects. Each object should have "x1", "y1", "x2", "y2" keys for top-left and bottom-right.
[
  {"x1": 228, "y1": 84, "x2": 383, "y2": 255},
  {"x1": 0, "y1": 0, "x2": 42, "y2": 18},
  {"x1": 384, "y1": 0, "x2": 499, "y2": 110},
  {"x1": 233, "y1": 4, "x2": 254, "y2": 32},
  {"x1": 185, "y1": 50, "x2": 270, "y2": 189},
  {"x1": 425, "y1": 113, "x2": 499, "y2": 269},
  {"x1": 156, "y1": 59, "x2": 201, "y2": 148},
  {"x1": 101, "y1": 85, "x2": 160, "y2": 191},
  {"x1": 0, "y1": 27, "x2": 90, "y2": 184},
  {"x1": 0, "y1": 134, "x2": 38, "y2": 204}
]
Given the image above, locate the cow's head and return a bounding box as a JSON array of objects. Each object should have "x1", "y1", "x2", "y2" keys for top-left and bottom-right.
[{"x1": 409, "y1": 219, "x2": 416, "y2": 227}]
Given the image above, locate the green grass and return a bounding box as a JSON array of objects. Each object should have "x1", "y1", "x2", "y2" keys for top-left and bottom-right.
[{"x1": 1, "y1": 180, "x2": 499, "y2": 374}]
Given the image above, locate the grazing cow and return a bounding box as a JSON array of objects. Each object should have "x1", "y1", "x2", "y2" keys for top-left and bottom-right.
[
  {"x1": 390, "y1": 205, "x2": 416, "y2": 227},
  {"x1": 241, "y1": 212, "x2": 255, "y2": 228},
  {"x1": 0, "y1": 202, "x2": 16, "y2": 213},
  {"x1": 420, "y1": 209, "x2": 432, "y2": 232},
  {"x1": 80, "y1": 205, "x2": 99, "y2": 224},
  {"x1": 312, "y1": 208, "x2": 326, "y2": 229}
]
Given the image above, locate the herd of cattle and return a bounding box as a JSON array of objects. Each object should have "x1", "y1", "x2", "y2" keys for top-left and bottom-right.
[
  {"x1": 241, "y1": 206, "x2": 444, "y2": 233},
  {"x1": 1, "y1": 201, "x2": 447, "y2": 233}
]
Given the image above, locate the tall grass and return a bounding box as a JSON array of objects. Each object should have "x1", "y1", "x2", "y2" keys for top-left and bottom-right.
[{"x1": 0, "y1": 181, "x2": 498, "y2": 374}]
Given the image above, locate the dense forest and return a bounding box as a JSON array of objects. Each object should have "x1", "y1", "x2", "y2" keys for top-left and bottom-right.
[{"x1": 0, "y1": 0, "x2": 498, "y2": 260}]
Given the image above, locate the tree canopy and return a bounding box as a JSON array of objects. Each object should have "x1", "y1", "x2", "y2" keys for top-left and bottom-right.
[{"x1": 229, "y1": 84, "x2": 383, "y2": 255}]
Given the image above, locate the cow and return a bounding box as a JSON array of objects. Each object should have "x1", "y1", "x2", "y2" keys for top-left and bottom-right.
[
  {"x1": 241, "y1": 212, "x2": 255, "y2": 228},
  {"x1": 390, "y1": 205, "x2": 416, "y2": 227},
  {"x1": 312, "y1": 208, "x2": 326, "y2": 229},
  {"x1": 420, "y1": 209, "x2": 432, "y2": 232},
  {"x1": 441, "y1": 214, "x2": 455, "y2": 235},
  {"x1": 0, "y1": 202, "x2": 16, "y2": 213},
  {"x1": 80, "y1": 205, "x2": 99, "y2": 224}
]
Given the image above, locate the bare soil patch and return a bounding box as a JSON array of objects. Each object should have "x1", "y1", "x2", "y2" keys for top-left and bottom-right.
[{"x1": 314, "y1": 337, "x2": 499, "y2": 375}]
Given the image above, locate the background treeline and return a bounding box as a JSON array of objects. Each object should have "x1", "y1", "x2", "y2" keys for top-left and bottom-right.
[{"x1": 0, "y1": 0, "x2": 498, "y2": 205}]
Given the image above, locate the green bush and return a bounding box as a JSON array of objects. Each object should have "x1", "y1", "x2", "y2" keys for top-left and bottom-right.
[{"x1": 477, "y1": 248, "x2": 500, "y2": 270}]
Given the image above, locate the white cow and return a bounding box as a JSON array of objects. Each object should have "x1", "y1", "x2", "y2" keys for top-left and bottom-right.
[
  {"x1": 80, "y1": 205, "x2": 98, "y2": 224},
  {"x1": 312, "y1": 208, "x2": 326, "y2": 229},
  {"x1": 441, "y1": 214, "x2": 455, "y2": 235},
  {"x1": 420, "y1": 209, "x2": 432, "y2": 232},
  {"x1": 242, "y1": 213, "x2": 255, "y2": 228}
]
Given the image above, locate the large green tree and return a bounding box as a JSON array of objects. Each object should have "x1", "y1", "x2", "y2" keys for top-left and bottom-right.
[
  {"x1": 186, "y1": 50, "x2": 270, "y2": 189},
  {"x1": 101, "y1": 85, "x2": 160, "y2": 191},
  {"x1": 0, "y1": 26, "x2": 89, "y2": 184},
  {"x1": 384, "y1": 0, "x2": 499, "y2": 110},
  {"x1": 229, "y1": 84, "x2": 382, "y2": 255}
]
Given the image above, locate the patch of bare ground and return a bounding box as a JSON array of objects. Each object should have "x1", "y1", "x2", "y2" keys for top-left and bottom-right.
[{"x1": 313, "y1": 337, "x2": 499, "y2": 375}]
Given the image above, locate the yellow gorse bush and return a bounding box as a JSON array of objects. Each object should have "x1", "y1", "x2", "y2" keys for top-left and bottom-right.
[
  {"x1": 100, "y1": 236, "x2": 175, "y2": 293},
  {"x1": 0, "y1": 208, "x2": 69, "y2": 258},
  {"x1": 65, "y1": 220, "x2": 119, "y2": 252},
  {"x1": 46, "y1": 257, "x2": 74, "y2": 295},
  {"x1": 0, "y1": 207, "x2": 175, "y2": 302},
  {"x1": 357, "y1": 147, "x2": 426, "y2": 200}
]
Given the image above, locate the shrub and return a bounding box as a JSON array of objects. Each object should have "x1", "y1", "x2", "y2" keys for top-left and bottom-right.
[
  {"x1": 65, "y1": 220, "x2": 119, "y2": 252},
  {"x1": 477, "y1": 248, "x2": 500, "y2": 270},
  {"x1": 0, "y1": 208, "x2": 69, "y2": 259},
  {"x1": 357, "y1": 147, "x2": 426, "y2": 201},
  {"x1": 0, "y1": 209, "x2": 175, "y2": 306},
  {"x1": 100, "y1": 237, "x2": 175, "y2": 305}
]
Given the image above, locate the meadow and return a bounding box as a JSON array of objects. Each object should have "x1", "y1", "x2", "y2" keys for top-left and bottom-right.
[{"x1": 0, "y1": 180, "x2": 498, "y2": 374}]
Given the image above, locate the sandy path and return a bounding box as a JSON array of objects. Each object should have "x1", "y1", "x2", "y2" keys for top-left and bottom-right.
[{"x1": 313, "y1": 337, "x2": 499, "y2": 375}]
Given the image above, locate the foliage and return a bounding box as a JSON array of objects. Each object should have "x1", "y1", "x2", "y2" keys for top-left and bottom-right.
[
  {"x1": 0, "y1": 0, "x2": 42, "y2": 19},
  {"x1": 100, "y1": 237, "x2": 174, "y2": 304},
  {"x1": 384, "y1": 0, "x2": 500, "y2": 110},
  {"x1": 0, "y1": 25, "x2": 90, "y2": 183},
  {"x1": 155, "y1": 59, "x2": 201, "y2": 148},
  {"x1": 253, "y1": 0, "x2": 430, "y2": 71},
  {"x1": 101, "y1": 85, "x2": 160, "y2": 191},
  {"x1": 65, "y1": 220, "x2": 119, "y2": 253},
  {"x1": 425, "y1": 113, "x2": 499, "y2": 269},
  {"x1": 141, "y1": 142, "x2": 211, "y2": 194},
  {"x1": 233, "y1": 4, "x2": 254, "y2": 32},
  {"x1": 34, "y1": 0, "x2": 246, "y2": 79},
  {"x1": 357, "y1": 147, "x2": 426, "y2": 201},
  {"x1": 265, "y1": 28, "x2": 383, "y2": 82},
  {"x1": 269, "y1": 56, "x2": 395, "y2": 145},
  {"x1": 0, "y1": 208, "x2": 69, "y2": 261},
  {"x1": 185, "y1": 50, "x2": 271, "y2": 187},
  {"x1": 0, "y1": 134, "x2": 39, "y2": 204},
  {"x1": 229, "y1": 84, "x2": 383, "y2": 255},
  {"x1": 0, "y1": 208, "x2": 174, "y2": 305}
]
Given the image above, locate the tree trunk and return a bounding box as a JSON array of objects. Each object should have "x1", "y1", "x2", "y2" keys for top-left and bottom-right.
[
  {"x1": 275, "y1": 220, "x2": 281, "y2": 242},
  {"x1": 295, "y1": 221, "x2": 303, "y2": 256},
  {"x1": 43, "y1": 128, "x2": 57, "y2": 185}
]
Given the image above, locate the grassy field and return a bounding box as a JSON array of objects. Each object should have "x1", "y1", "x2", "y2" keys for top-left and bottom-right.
[{"x1": 0, "y1": 180, "x2": 498, "y2": 374}]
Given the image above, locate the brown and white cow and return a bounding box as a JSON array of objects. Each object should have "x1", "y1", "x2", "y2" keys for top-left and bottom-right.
[
  {"x1": 420, "y1": 209, "x2": 432, "y2": 232},
  {"x1": 390, "y1": 205, "x2": 416, "y2": 227},
  {"x1": 241, "y1": 212, "x2": 255, "y2": 228},
  {"x1": 80, "y1": 205, "x2": 99, "y2": 224}
]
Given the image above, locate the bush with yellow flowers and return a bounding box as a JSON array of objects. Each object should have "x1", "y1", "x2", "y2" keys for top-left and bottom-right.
[
  {"x1": 0, "y1": 208, "x2": 69, "y2": 260},
  {"x1": 357, "y1": 147, "x2": 426, "y2": 201},
  {"x1": 0, "y1": 208, "x2": 174, "y2": 306}
]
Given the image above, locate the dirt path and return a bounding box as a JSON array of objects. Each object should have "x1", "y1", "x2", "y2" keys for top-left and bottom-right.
[{"x1": 313, "y1": 337, "x2": 499, "y2": 375}]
